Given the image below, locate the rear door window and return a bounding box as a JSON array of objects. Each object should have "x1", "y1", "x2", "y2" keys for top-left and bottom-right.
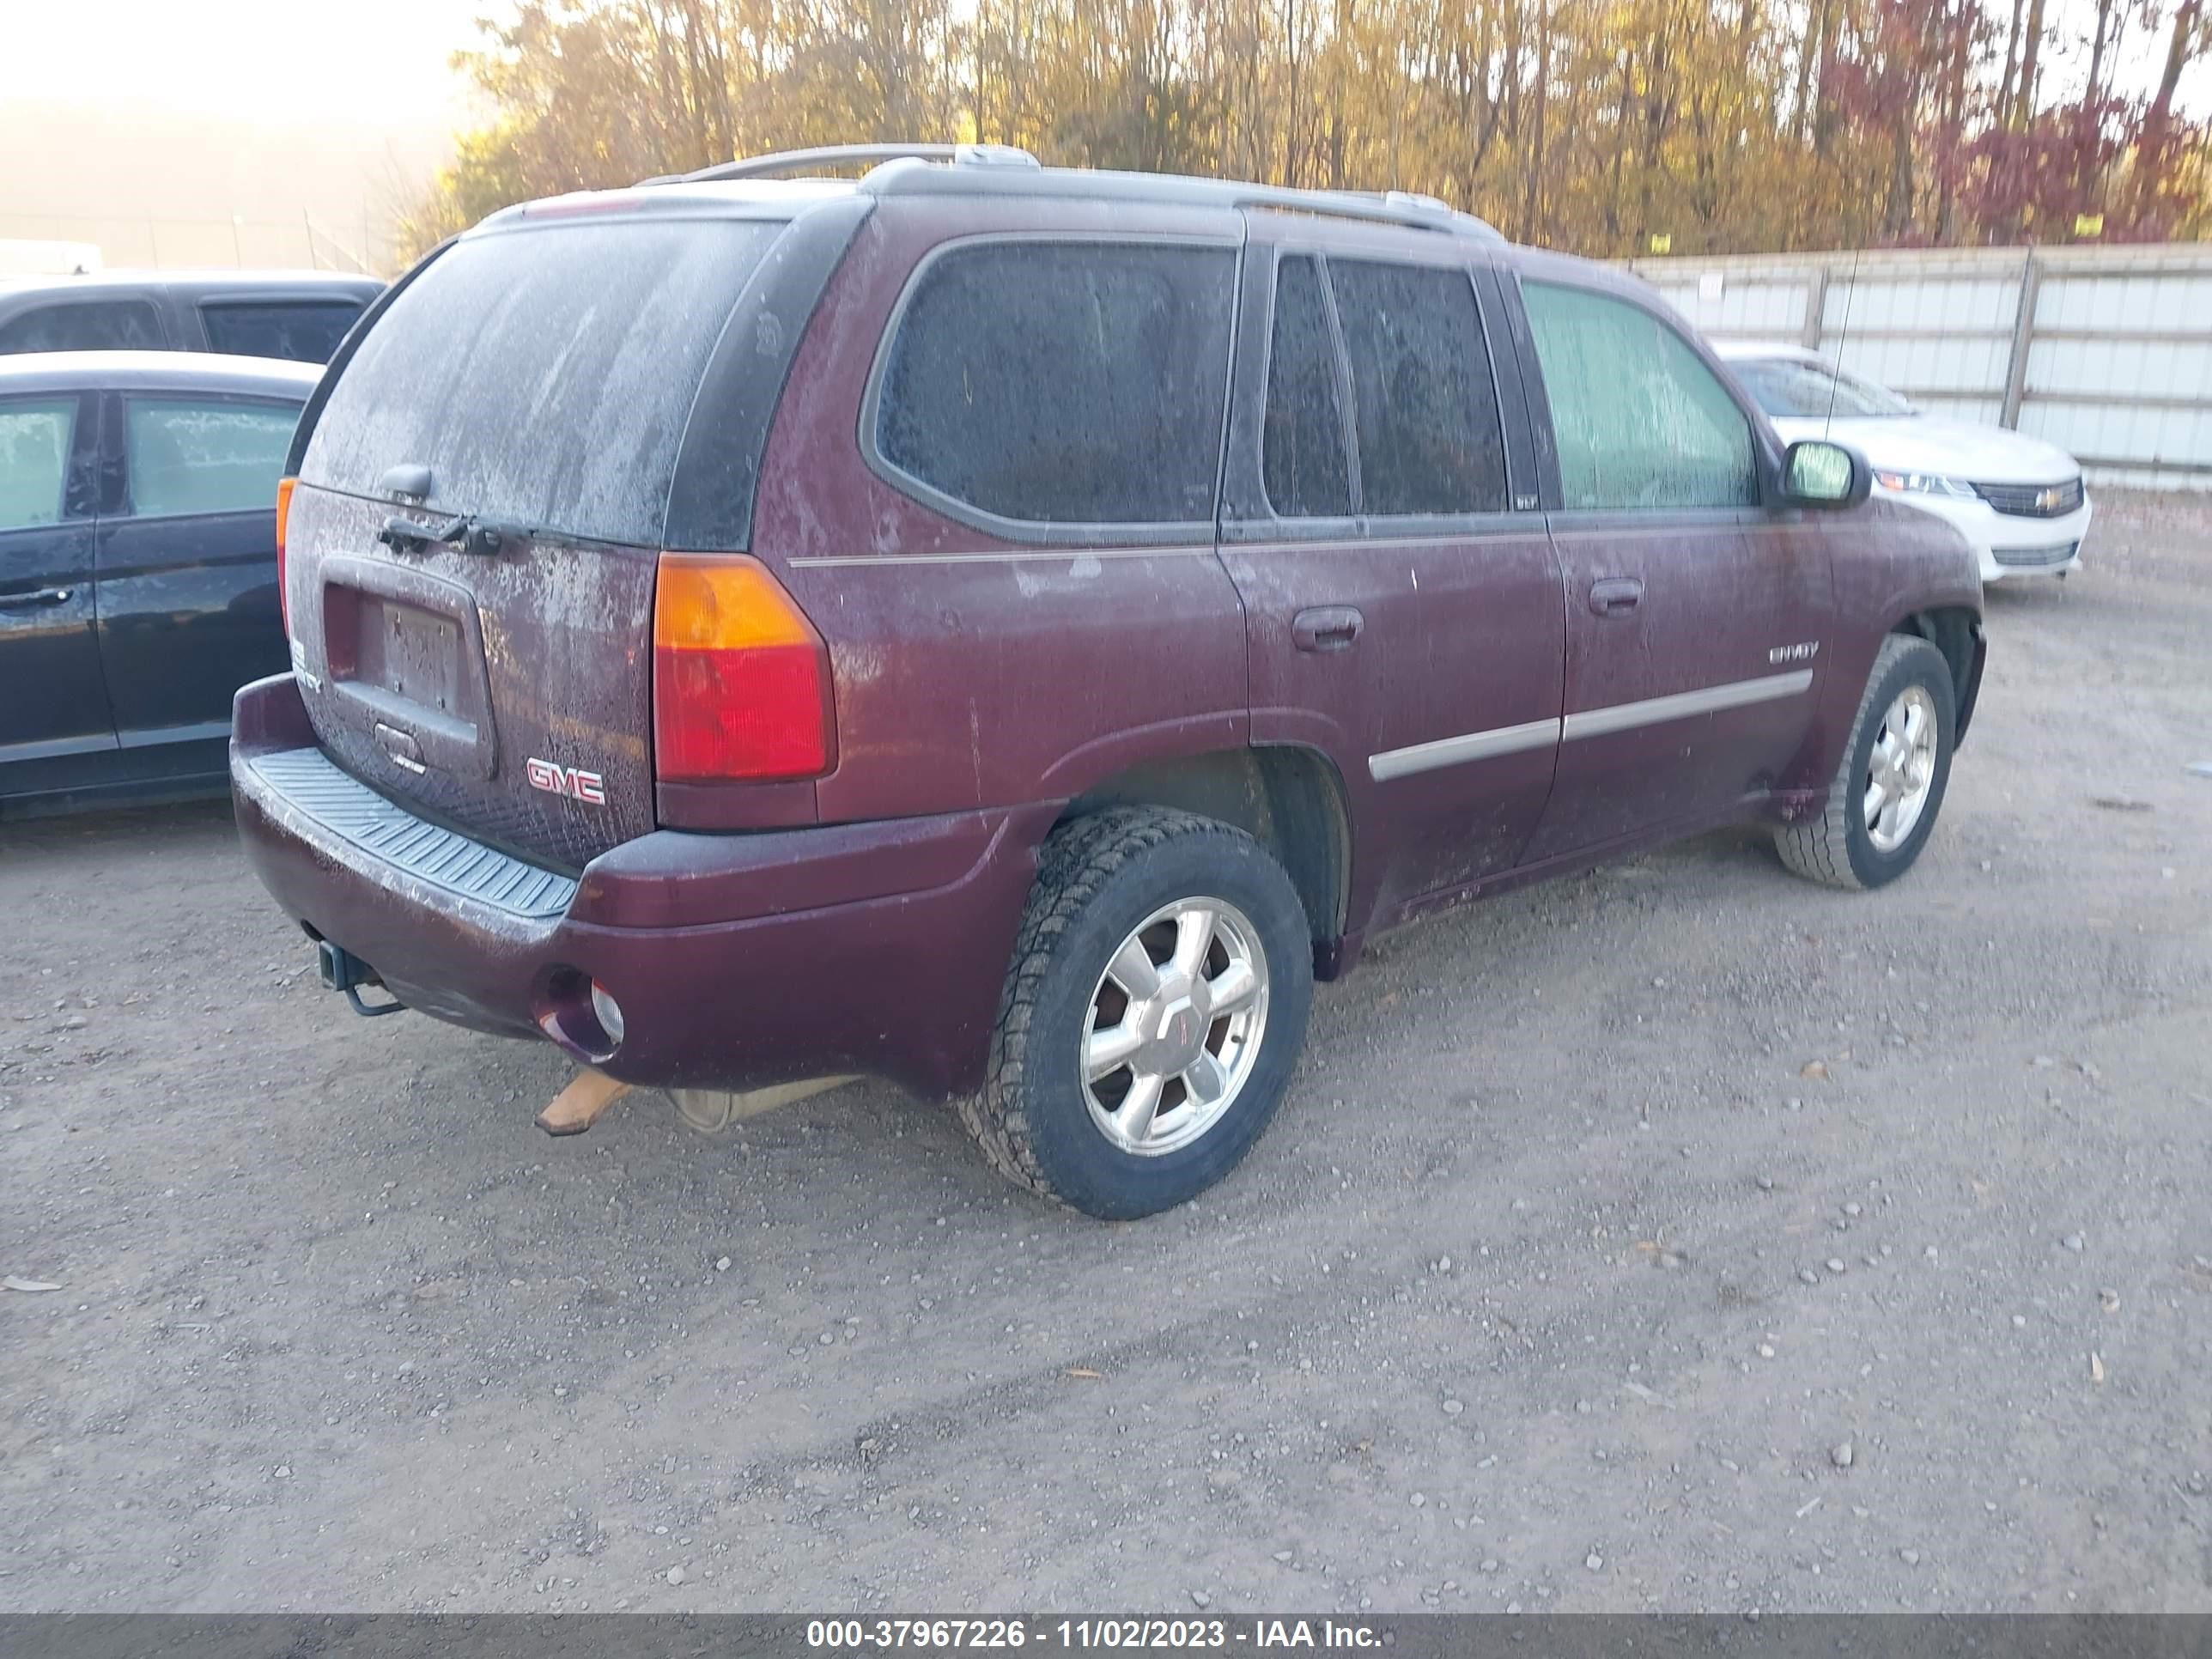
[
  {"x1": 1330, "y1": 260, "x2": 1508, "y2": 517},
  {"x1": 0, "y1": 300, "x2": 167, "y2": 355},
  {"x1": 1262, "y1": 256, "x2": 1352, "y2": 519},
  {"x1": 301, "y1": 219, "x2": 783, "y2": 545},
  {"x1": 0, "y1": 398, "x2": 79, "y2": 529},
  {"x1": 872, "y1": 240, "x2": 1236, "y2": 529},
  {"x1": 201, "y1": 301, "x2": 365, "y2": 363},
  {"x1": 124, "y1": 398, "x2": 301, "y2": 518},
  {"x1": 1522, "y1": 281, "x2": 1757, "y2": 510}
]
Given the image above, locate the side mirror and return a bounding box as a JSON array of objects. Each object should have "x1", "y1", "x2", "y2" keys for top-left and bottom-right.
[{"x1": 1783, "y1": 439, "x2": 1871, "y2": 508}]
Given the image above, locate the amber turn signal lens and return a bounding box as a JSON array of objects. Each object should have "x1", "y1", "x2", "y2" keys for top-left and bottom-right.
[
  {"x1": 652, "y1": 553, "x2": 835, "y2": 783},
  {"x1": 274, "y1": 476, "x2": 295, "y2": 634}
]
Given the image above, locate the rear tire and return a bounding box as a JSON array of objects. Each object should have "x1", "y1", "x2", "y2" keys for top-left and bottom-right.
[
  {"x1": 1774, "y1": 634, "x2": 1956, "y2": 890},
  {"x1": 963, "y1": 808, "x2": 1315, "y2": 1219}
]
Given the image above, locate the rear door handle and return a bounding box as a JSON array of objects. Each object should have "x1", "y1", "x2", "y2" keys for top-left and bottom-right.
[
  {"x1": 0, "y1": 586, "x2": 74, "y2": 611},
  {"x1": 1292, "y1": 606, "x2": 1364, "y2": 652},
  {"x1": 1588, "y1": 578, "x2": 1644, "y2": 617}
]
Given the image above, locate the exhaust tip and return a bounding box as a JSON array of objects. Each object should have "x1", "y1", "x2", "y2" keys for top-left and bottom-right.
[{"x1": 537, "y1": 967, "x2": 623, "y2": 1062}]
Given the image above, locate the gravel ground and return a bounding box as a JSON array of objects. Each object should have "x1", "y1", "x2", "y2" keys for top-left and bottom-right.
[{"x1": 3, "y1": 494, "x2": 2209, "y2": 1615}]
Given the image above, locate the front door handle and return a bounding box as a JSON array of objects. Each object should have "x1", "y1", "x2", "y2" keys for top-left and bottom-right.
[
  {"x1": 1292, "y1": 606, "x2": 1364, "y2": 653},
  {"x1": 0, "y1": 586, "x2": 74, "y2": 611},
  {"x1": 1588, "y1": 577, "x2": 1644, "y2": 617}
]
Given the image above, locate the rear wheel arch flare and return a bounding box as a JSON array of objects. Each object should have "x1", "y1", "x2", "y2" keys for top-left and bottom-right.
[{"x1": 1049, "y1": 745, "x2": 1352, "y2": 953}]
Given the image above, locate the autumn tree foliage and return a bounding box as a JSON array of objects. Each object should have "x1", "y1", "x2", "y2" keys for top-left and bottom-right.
[{"x1": 398, "y1": 0, "x2": 2212, "y2": 260}]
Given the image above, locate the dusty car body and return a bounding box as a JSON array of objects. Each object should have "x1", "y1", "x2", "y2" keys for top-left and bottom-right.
[
  {"x1": 2, "y1": 351, "x2": 315, "y2": 815},
  {"x1": 232, "y1": 147, "x2": 1984, "y2": 1217}
]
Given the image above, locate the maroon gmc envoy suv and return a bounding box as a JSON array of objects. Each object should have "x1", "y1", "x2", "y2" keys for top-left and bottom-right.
[{"x1": 233, "y1": 143, "x2": 1986, "y2": 1218}]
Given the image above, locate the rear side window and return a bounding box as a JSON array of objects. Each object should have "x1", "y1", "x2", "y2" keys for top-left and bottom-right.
[
  {"x1": 1522, "y1": 281, "x2": 1756, "y2": 510},
  {"x1": 1262, "y1": 257, "x2": 1352, "y2": 518},
  {"x1": 301, "y1": 219, "x2": 782, "y2": 544},
  {"x1": 201, "y1": 301, "x2": 365, "y2": 364},
  {"x1": 0, "y1": 299, "x2": 165, "y2": 354},
  {"x1": 873, "y1": 241, "x2": 1235, "y2": 528},
  {"x1": 125, "y1": 398, "x2": 300, "y2": 518},
  {"x1": 0, "y1": 398, "x2": 77, "y2": 531},
  {"x1": 1332, "y1": 261, "x2": 1508, "y2": 517}
]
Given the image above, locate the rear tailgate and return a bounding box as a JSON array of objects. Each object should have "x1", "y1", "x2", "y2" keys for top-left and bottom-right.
[
  {"x1": 285, "y1": 213, "x2": 787, "y2": 868},
  {"x1": 284, "y1": 483, "x2": 656, "y2": 868}
]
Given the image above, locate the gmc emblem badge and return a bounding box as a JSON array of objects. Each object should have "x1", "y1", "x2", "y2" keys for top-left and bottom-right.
[{"x1": 526, "y1": 757, "x2": 607, "y2": 805}]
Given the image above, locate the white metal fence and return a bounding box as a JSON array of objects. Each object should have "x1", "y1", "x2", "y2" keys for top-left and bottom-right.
[{"x1": 1624, "y1": 243, "x2": 2212, "y2": 491}]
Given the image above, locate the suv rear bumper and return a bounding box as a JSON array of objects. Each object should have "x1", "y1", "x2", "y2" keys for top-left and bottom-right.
[{"x1": 229, "y1": 675, "x2": 1047, "y2": 1097}]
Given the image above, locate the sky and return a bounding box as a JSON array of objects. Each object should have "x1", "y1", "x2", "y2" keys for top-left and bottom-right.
[
  {"x1": 0, "y1": 0, "x2": 491, "y2": 125},
  {"x1": 0, "y1": 0, "x2": 2199, "y2": 124}
]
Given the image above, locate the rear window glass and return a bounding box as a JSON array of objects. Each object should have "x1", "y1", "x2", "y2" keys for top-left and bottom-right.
[
  {"x1": 1262, "y1": 256, "x2": 1352, "y2": 519},
  {"x1": 125, "y1": 397, "x2": 300, "y2": 518},
  {"x1": 873, "y1": 241, "x2": 1235, "y2": 527},
  {"x1": 202, "y1": 300, "x2": 365, "y2": 364},
  {"x1": 1331, "y1": 260, "x2": 1507, "y2": 516},
  {"x1": 0, "y1": 398, "x2": 77, "y2": 530},
  {"x1": 301, "y1": 219, "x2": 781, "y2": 544},
  {"x1": 0, "y1": 299, "x2": 165, "y2": 354}
]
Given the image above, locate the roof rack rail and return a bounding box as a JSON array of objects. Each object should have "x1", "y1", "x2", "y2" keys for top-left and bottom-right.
[
  {"x1": 859, "y1": 161, "x2": 1506, "y2": 244},
  {"x1": 644, "y1": 143, "x2": 1038, "y2": 187},
  {"x1": 1235, "y1": 184, "x2": 1506, "y2": 242},
  {"x1": 639, "y1": 144, "x2": 1505, "y2": 243}
]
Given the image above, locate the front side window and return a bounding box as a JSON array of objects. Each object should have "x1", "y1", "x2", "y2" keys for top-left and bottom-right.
[
  {"x1": 1522, "y1": 281, "x2": 1757, "y2": 511},
  {"x1": 0, "y1": 398, "x2": 78, "y2": 532},
  {"x1": 1331, "y1": 260, "x2": 1508, "y2": 516},
  {"x1": 201, "y1": 301, "x2": 366, "y2": 364},
  {"x1": 124, "y1": 397, "x2": 300, "y2": 519},
  {"x1": 0, "y1": 299, "x2": 166, "y2": 355},
  {"x1": 875, "y1": 240, "x2": 1236, "y2": 526},
  {"x1": 1262, "y1": 256, "x2": 1352, "y2": 518}
]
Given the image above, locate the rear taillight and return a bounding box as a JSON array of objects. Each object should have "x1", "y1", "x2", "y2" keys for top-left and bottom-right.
[
  {"x1": 651, "y1": 553, "x2": 835, "y2": 782},
  {"x1": 274, "y1": 476, "x2": 295, "y2": 635}
]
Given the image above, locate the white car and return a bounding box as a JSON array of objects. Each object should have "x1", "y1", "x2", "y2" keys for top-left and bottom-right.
[{"x1": 1717, "y1": 343, "x2": 2091, "y2": 583}]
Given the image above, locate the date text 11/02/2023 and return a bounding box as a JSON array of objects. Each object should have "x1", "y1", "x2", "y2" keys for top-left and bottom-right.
[{"x1": 805, "y1": 1620, "x2": 1387, "y2": 1649}]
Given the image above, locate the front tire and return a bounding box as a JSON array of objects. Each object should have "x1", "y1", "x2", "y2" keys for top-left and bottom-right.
[
  {"x1": 1775, "y1": 633, "x2": 1957, "y2": 890},
  {"x1": 963, "y1": 808, "x2": 1315, "y2": 1219}
]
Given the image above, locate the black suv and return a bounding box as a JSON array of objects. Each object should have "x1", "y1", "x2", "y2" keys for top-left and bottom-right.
[{"x1": 0, "y1": 271, "x2": 383, "y2": 365}]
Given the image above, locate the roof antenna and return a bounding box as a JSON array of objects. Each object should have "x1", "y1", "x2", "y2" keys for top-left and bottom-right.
[{"x1": 1822, "y1": 245, "x2": 1863, "y2": 439}]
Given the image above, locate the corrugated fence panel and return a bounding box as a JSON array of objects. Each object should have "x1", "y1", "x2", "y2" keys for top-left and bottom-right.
[
  {"x1": 1823, "y1": 274, "x2": 2021, "y2": 335},
  {"x1": 1827, "y1": 333, "x2": 2011, "y2": 403},
  {"x1": 1650, "y1": 276, "x2": 1812, "y2": 338},
  {"x1": 1623, "y1": 246, "x2": 2212, "y2": 489}
]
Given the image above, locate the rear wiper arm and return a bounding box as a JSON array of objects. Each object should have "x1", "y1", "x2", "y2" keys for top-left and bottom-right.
[{"x1": 376, "y1": 513, "x2": 506, "y2": 556}]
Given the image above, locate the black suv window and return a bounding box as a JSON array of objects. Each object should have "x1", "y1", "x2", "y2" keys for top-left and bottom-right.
[
  {"x1": 874, "y1": 241, "x2": 1235, "y2": 528},
  {"x1": 201, "y1": 301, "x2": 365, "y2": 364},
  {"x1": 1262, "y1": 256, "x2": 1352, "y2": 519},
  {"x1": 1331, "y1": 261, "x2": 1507, "y2": 517},
  {"x1": 0, "y1": 299, "x2": 166, "y2": 355}
]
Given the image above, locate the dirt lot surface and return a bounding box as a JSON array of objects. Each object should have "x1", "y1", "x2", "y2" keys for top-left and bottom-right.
[{"x1": 4, "y1": 495, "x2": 2209, "y2": 1615}]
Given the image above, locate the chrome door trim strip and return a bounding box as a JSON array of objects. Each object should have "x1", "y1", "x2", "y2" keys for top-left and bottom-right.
[
  {"x1": 1365, "y1": 669, "x2": 1814, "y2": 781},
  {"x1": 1559, "y1": 669, "x2": 1814, "y2": 741},
  {"x1": 1369, "y1": 717, "x2": 1561, "y2": 781},
  {"x1": 788, "y1": 545, "x2": 1215, "y2": 568}
]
